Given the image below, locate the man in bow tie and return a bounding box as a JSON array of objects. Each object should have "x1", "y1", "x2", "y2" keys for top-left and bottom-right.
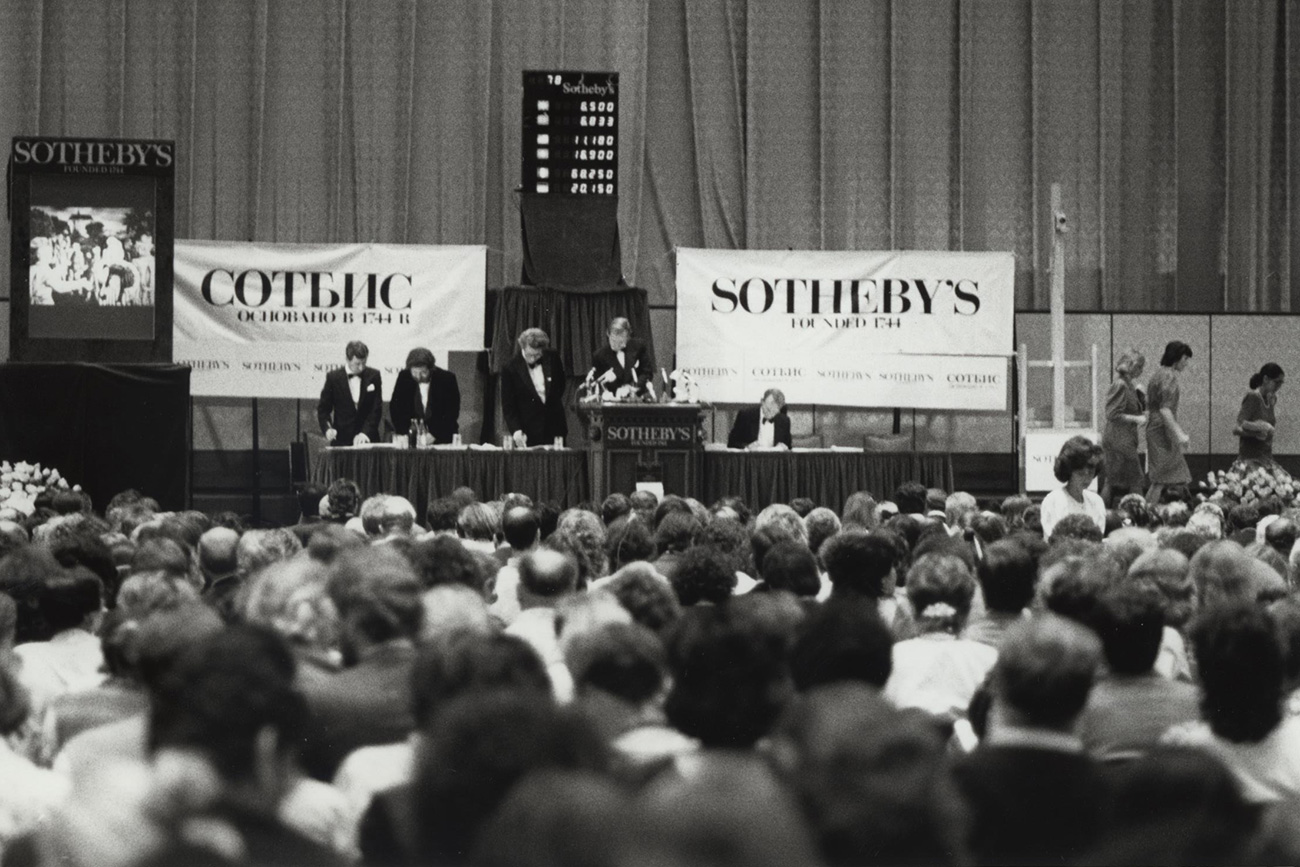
[
  {"x1": 727, "y1": 388, "x2": 792, "y2": 450},
  {"x1": 590, "y1": 316, "x2": 652, "y2": 395},
  {"x1": 318, "y1": 340, "x2": 383, "y2": 446},
  {"x1": 389, "y1": 346, "x2": 461, "y2": 443},
  {"x1": 501, "y1": 327, "x2": 567, "y2": 448}
]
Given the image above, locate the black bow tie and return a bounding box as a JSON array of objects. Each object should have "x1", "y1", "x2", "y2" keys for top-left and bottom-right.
[
  {"x1": 348, "y1": 372, "x2": 361, "y2": 379},
  {"x1": 528, "y1": 361, "x2": 541, "y2": 370}
]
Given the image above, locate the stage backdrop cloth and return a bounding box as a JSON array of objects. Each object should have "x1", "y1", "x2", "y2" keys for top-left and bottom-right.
[
  {"x1": 174, "y1": 241, "x2": 486, "y2": 399},
  {"x1": 0, "y1": 363, "x2": 190, "y2": 512},
  {"x1": 701, "y1": 450, "x2": 954, "y2": 511},
  {"x1": 311, "y1": 448, "x2": 589, "y2": 516},
  {"x1": 488, "y1": 285, "x2": 654, "y2": 376},
  {"x1": 676, "y1": 248, "x2": 1014, "y2": 410},
  {"x1": 520, "y1": 194, "x2": 624, "y2": 292}
]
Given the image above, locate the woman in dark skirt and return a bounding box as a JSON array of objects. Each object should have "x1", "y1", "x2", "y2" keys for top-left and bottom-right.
[
  {"x1": 1145, "y1": 341, "x2": 1193, "y2": 506},
  {"x1": 1102, "y1": 349, "x2": 1147, "y2": 506}
]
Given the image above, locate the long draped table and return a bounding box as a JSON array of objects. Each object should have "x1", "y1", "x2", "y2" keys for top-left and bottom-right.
[
  {"x1": 311, "y1": 445, "x2": 953, "y2": 515},
  {"x1": 699, "y1": 450, "x2": 955, "y2": 511},
  {"x1": 311, "y1": 447, "x2": 590, "y2": 516}
]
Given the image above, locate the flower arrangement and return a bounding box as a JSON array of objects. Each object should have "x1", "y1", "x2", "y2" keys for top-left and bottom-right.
[
  {"x1": 0, "y1": 460, "x2": 79, "y2": 519},
  {"x1": 1205, "y1": 464, "x2": 1299, "y2": 508}
]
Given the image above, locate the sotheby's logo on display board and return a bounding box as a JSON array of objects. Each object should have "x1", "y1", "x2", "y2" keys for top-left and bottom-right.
[
  {"x1": 174, "y1": 241, "x2": 486, "y2": 398},
  {"x1": 674, "y1": 248, "x2": 1014, "y2": 410}
]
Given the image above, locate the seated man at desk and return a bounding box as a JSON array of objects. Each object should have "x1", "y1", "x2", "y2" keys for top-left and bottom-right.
[
  {"x1": 728, "y1": 388, "x2": 792, "y2": 450},
  {"x1": 317, "y1": 340, "x2": 383, "y2": 446},
  {"x1": 389, "y1": 347, "x2": 460, "y2": 443},
  {"x1": 590, "y1": 317, "x2": 652, "y2": 396}
]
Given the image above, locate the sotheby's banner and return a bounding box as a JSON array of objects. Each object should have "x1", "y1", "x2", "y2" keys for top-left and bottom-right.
[
  {"x1": 675, "y1": 248, "x2": 1014, "y2": 410},
  {"x1": 174, "y1": 241, "x2": 486, "y2": 398}
]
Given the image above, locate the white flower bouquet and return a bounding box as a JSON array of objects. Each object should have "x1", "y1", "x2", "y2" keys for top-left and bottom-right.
[
  {"x1": 0, "y1": 460, "x2": 79, "y2": 520},
  {"x1": 1206, "y1": 464, "x2": 1299, "y2": 508}
]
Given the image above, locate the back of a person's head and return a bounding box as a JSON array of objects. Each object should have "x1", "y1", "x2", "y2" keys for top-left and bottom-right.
[
  {"x1": 663, "y1": 605, "x2": 792, "y2": 749},
  {"x1": 518, "y1": 548, "x2": 579, "y2": 600},
  {"x1": 944, "y1": 491, "x2": 978, "y2": 530},
  {"x1": 326, "y1": 545, "x2": 424, "y2": 643},
  {"x1": 968, "y1": 511, "x2": 1008, "y2": 547},
  {"x1": 893, "y1": 482, "x2": 928, "y2": 516},
  {"x1": 129, "y1": 536, "x2": 195, "y2": 587},
  {"x1": 906, "y1": 552, "x2": 976, "y2": 633},
  {"x1": 976, "y1": 539, "x2": 1037, "y2": 614},
  {"x1": 820, "y1": 528, "x2": 897, "y2": 599},
  {"x1": 760, "y1": 539, "x2": 821, "y2": 597},
  {"x1": 992, "y1": 614, "x2": 1102, "y2": 730},
  {"x1": 670, "y1": 545, "x2": 737, "y2": 606},
  {"x1": 234, "y1": 527, "x2": 301, "y2": 582},
  {"x1": 1103, "y1": 526, "x2": 1158, "y2": 573},
  {"x1": 600, "y1": 492, "x2": 632, "y2": 526},
  {"x1": 1094, "y1": 582, "x2": 1166, "y2": 675},
  {"x1": 698, "y1": 517, "x2": 753, "y2": 575},
  {"x1": 197, "y1": 526, "x2": 240, "y2": 580},
  {"x1": 1266, "y1": 517, "x2": 1298, "y2": 556},
  {"x1": 411, "y1": 630, "x2": 552, "y2": 727},
  {"x1": 604, "y1": 516, "x2": 655, "y2": 570},
  {"x1": 1037, "y1": 547, "x2": 1119, "y2": 626},
  {"x1": 470, "y1": 769, "x2": 632, "y2": 867},
  {"x1": 414, "y1": 690, "x2": 609, "y2": 866},
  {"x1": 565, "y1": 621, "x2": 668, "y2": 705},
  {"x1": 550, "y1": 509, "x2": 608, "y2": 586},
  {"x1": 632, "y1": 752, "x2": 821, "y2": 867},
  {"x1": 770, "y1": 683, "x2": 964, "y2": 867},
  {"x1": 36, "y1": 568, "x2": 102, "y2": 634},
  {"x1": 149, "y1": 624, "x2": 303, "y2": 786},
  {"x1": 1048, "y1": 513, "x2": 1104, "y2": 545},
  {"x1": 407, "y1": 534, "x2": 491, "y2": 596},
  {"x1": 457, "y1": 501, "x2": 500, "y2": 542},
  {"x1": 654, "y1": 511, "x2": 701, "y2": 554},
  {"x1": 1189, "y1": 540, "x2": 1255, "y2": 608},
  {"x1": 790, "y1": 597, "x2": 893, "y2": 691},
  {"x1": 502, "y1": 506, "x2": 540, "y2": 551},
  {"x1": 0, "y1": 545, "x2": 65, "y2": 642},
  {"x1": 49, "y1": 527, "x2": 117, "y2": 598},
  {"x1": 605, "y1": 563, "x2": 680, "y2": 634},
  {"x1": 804, "y1": 507, "x2": 842, "y2": 557},
  {"x1": 1191, "y1": 602, "x2": 1284, "y2": 743},
  {"x1": 237, "y1": 556, "x2": 337, "y2": 652},
  {"x1": 134, "y1": 603, "x2": 226, "y2": 692},
  {"x1": 754, "y1": 504, "x2": 808, "y2": 547}
]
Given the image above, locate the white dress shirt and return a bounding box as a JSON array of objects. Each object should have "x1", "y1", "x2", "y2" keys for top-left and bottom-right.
[
  {"x1": 348, "y1": 373, "x2": 362, "y2": 405},
  {"x1": 530, "y1": 363, "x2": 547, "y2": 402},
  {"x1": 757, "y1": 416, "x2": 775, "y2": 447},
  {"x1": 417, "y1": 381, "x2": 430, "y2": 413}
]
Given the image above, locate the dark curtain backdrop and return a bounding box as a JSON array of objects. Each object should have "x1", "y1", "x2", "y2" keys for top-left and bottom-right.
[{"x1": 2, "y1": 0, "x2": 1297, "y2": 314}]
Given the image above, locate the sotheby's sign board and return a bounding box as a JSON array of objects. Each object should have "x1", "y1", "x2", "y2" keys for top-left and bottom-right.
[
  {"x1": 675, "y1": 248, "x2": 1014, "y2": 410},
  {"x1": 174, "y1": 241, "x2": 486, "y2": 398}
]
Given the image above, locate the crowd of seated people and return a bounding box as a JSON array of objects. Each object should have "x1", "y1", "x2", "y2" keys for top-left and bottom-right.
[{"x1": 1, "y1": 478, "x2": 1300, "y2": 865}]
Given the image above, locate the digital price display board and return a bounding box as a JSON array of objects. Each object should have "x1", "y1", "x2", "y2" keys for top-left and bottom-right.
[{"x1": 521, "y1": 71, "x2": 618, "y2": 196}]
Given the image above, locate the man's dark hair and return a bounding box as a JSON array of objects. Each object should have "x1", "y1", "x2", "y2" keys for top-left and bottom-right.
[
  {"x1": 976, "y1": 539, "x2": 1038, "y2": 614},
  {"x1": 1266, "y1": 518, "x2": 1297, "y2": 558},
  {"x1": 0, "y1": 546, "x2": 67, "y2": 642},
  {"x1": 1094, "y1": 582, "x2": 1166, "y2": 675},
  {"x1": 790, "y1": 598, "x2": 894, "y2": 691},
  {"x1": 652, "y1": 496, "x2": 694, "y2": 530},
  {"x1": 501, "y1": 506, "x2": 540, "y2": 552},
  {"x1": 425, "y1": 496, "x2": 462, "y2": 532},
  {"x1": 606, "y1": 564, "x2": 682, "y2": 634},
  {"x1": 820, "y1": 529, "x2": 896, "y2": 599},
  {"x1": 992, "y1": 615, "x2": 1101, "y2": 730},
  {"x1": 49, "y1": 529, "x2": 119, "y2": 607},
  {"x1": 789, "y1": 497, "x2": 816, "y2": 518},
  {"x1": 326, "y1": 478, "x2": 362, "y2": 519},
  {"x1": 345, "y1": 340, "x2": 370, "y2": 360},
  {"x1": 37, "y1": 569, "x2": 102, "y2": 634},
  {"x1": 654, "y1": 512, "x2": 701, "y2": 554},
  {"x1": 566, "y1": 622, "x2": 668, "y2": 704},
  {"x1": 297, "y1": 482, "x2": 328, "y2": 519},
  {"x1": 413, "y1": 691, "x2": 609, "y2": 866},
  {"x1": 670, "y1": 546, "x2": 737, "y2": 606},
  {"x1": 759, "y1": 540, "x2": 821, "y2": 597},
  {"x1": 149, "y1": 625, "x2": 305, "y2": 784},
  {"x1": 405, "y1": 346, "x2": 435, "y2": 370},
  {"x1": 1191, "y1": 602, "x2": 1285, "y2": 743},
  {"x1": 601, "y1": 493, "x2": 632, "y2": 526},
  {"x1": 893, "y1": 482, "x2": 928, "y2": 516},
  {"x1": 410, "y1": 631, "x2": 552, "y2": 727},
  {"x1": 664, "y1": 605, "x2": 792, "y2": 748},
  {"x1": 327, "y1": 546, "x2": 424, "y2": 643},
  {"x1": 407, "y1": 535, "x2": 492, "y2": 595},
  {"x1": 1226, "y1": 504, "x2": 1260, "y2": 534},
  {"x1": 605, "y1": 516, "x2": 655, "y2": 569}
]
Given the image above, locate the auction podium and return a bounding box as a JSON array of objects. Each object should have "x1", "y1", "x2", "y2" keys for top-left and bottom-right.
[{"x1": 583, "y1": 402, "x2": 705, "y2": 501}]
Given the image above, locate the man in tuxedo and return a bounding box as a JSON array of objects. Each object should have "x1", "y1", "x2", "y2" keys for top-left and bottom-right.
[
  {"x1": 501, "y1": 327, "x2": 567, "y2": 447},
  {"x1": 727, "y1": 388, "x2": 792, "y2": 449},
  {"x1": 317, "y1": 340, "x2": 383, "y2": 446},
  {"x1": 590, "y1": 316, "x2": 652, "y2": 395},
  {"x1": 389, "y1": 347, "x2": 461, "y2": 443}
]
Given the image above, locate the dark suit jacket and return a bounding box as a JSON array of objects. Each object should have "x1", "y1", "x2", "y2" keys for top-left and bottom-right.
[
  {"x1": 298, "y1": 641, "x2": 416, "y2": 781},
  {"x1": 389, "y1": 366, "x2": 461, "y2": 443},
  {"x1": 952, "y1": 745, "x2": 1112, "y2": 866},
  {"x1": 501, "y1": 350, "x2": 567, "y2": 445},
  {"x1": 727, "y1": 405, "x2": 792, "y2": 449},
  {"x1": 591, "y1": 338, "x2": 653, "y2": 392},
  {"x1": 317, "y1": 367, "x2": 383, "y2": 446}
]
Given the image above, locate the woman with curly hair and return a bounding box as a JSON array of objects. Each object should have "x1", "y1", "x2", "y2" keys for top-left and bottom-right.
[{"x1": 1039, "y1": 435, "x2": 1106, "y2": 539}]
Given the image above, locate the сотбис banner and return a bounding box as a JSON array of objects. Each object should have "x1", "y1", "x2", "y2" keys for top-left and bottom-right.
[
  {"x1": 675, "y1": 248, "x2": 1015, "y2": 410},
  {"x1": 174, "y1": 241, "x2": 486, "y2": 398}
]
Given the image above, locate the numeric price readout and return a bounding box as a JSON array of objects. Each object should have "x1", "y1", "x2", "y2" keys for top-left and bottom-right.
[{"x1": 522, "y1": 71, "x2": 618, "y2": 196}]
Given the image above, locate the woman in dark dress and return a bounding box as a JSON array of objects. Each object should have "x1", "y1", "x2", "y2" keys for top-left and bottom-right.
[
  {"x1": 1146, "y1": 341, "x2": 1193, "y2": 506},
  {"x1": 1102, "y1": 349, "x2": 1147, "y2": 506},
  {"x1": 1233, "y1": 363, "x2": 1285, "y2": 469}
]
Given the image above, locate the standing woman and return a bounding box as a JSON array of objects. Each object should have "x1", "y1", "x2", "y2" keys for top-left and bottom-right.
[
  {"x1": 1145, "y1": 341, "x2": 1194, "y2": 505},
  {"x1": 1233, "y1": 363, "x2": 1285, "y2": 469},
  {"x1": 1101, "y1": 349, "x2": 1147, "y2": 505}
]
